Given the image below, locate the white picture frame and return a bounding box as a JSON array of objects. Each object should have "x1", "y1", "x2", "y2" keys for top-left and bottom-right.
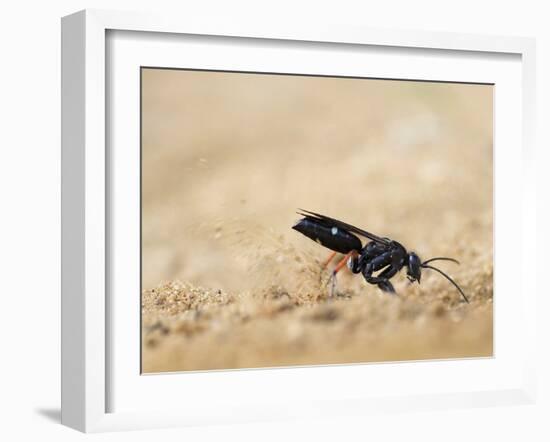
[{"x1": 61, "y1": 9, "x2": 537, "y2": 433}]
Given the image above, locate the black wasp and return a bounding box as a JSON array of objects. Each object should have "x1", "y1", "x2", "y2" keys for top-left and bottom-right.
[{"x1": 292, "y1": 209, "x2": 469, "y2": 303}]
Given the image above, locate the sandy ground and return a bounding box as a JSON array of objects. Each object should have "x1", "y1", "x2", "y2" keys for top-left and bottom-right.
[{"x1": 141, "y1": 69, "x2": 493, "y2": 373}]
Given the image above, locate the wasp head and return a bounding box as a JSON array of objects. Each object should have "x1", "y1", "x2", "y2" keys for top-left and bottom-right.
[{"x1": 407, "y1": 252, "x2": 422, "y2": 283}]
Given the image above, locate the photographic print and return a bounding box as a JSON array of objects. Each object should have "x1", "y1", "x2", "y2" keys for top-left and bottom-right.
[{"x1": 141, "y1": 68, "x2": 493, "y2": 373}]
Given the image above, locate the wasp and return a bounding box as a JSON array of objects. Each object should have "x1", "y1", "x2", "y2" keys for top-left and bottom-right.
[{"x1": 292, "y1": 209, "x2": 468, "y2": 303}]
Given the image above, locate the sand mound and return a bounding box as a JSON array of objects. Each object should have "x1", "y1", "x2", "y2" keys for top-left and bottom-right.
[{"x1": 142, "y1": 240, "x2": 492, "y2": 372}]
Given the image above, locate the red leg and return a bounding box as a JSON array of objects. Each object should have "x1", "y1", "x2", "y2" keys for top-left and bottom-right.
[
  {"x1": 322, "y1": 251, "x2": 337, "y2": 268},
  {"x1": 326, "y1": 251, "x2": 359, "y2": 297},
  {"x1": 332, "y1": 251, "x2": 358, "y2": 275}
]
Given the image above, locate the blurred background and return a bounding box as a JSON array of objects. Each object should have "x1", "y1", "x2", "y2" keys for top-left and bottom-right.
[
  {"x1": 141, "y1": 68, "x2": 492, "y2": 294},
  {"x1": 141, "y1": 67, "x2": 493, "y2": 372}
]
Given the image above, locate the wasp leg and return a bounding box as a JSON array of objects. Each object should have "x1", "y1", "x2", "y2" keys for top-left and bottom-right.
[
  {"x1": 347, "y1": 252, "x2": 362, "y2": 274},
  {"x1": 329, "y1": 274, "x2": 337, "y2": 298},
  {"x1": 326, "y1": 251, "x2": 359, "y2": 297},
  {"x1": 332, "y1": 251, "x2": 356, "y2": 276},
  {"x1": 366, "y1": 266, "x2": 400, "y2": 293},
  {"x1": 322, "y1": 251, "x2": 337, "y2": 269},
  {"x1": 375, "y1": 278, "x2": 396, "y2": 293},
  {"x1": 325, "y1": 271, "x2": 339, "y2": 297},
  {"x1": 362, "y1": 251, "x2": 392, "y2": 277},
  {"x1": 362, "y1": 252, "x2": 400, "y2": 294}
]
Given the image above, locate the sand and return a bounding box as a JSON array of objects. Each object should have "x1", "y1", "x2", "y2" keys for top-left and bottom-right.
[{"x1": 140, "y1": 69, "x2": 493, "y2": 373}]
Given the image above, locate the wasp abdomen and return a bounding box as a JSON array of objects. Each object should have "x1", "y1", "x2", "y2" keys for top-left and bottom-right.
[{"x1": 292, "y1": 218, "x2": 362, "y2": 254}]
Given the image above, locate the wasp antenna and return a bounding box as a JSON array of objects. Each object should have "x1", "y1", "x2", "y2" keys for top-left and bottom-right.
[
  {"x1": 421, "y1": 264, "x2": 469, "y2": 303},
  {"x1": 422, "y1": 257, "x2": 460, "y2": 266}
]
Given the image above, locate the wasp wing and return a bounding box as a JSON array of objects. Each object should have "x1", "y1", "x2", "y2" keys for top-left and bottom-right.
[
  {"x1": 293, "y1": 215, "x2": 363, "y2": 253},
  {"x1": 296, "y1": 209, "x2": 390, "y2": 246}
]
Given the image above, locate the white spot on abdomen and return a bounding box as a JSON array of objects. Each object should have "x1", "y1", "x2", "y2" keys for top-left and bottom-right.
[{"x1": 331, "y1": 227, "x2": 338, "y2": 235}]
